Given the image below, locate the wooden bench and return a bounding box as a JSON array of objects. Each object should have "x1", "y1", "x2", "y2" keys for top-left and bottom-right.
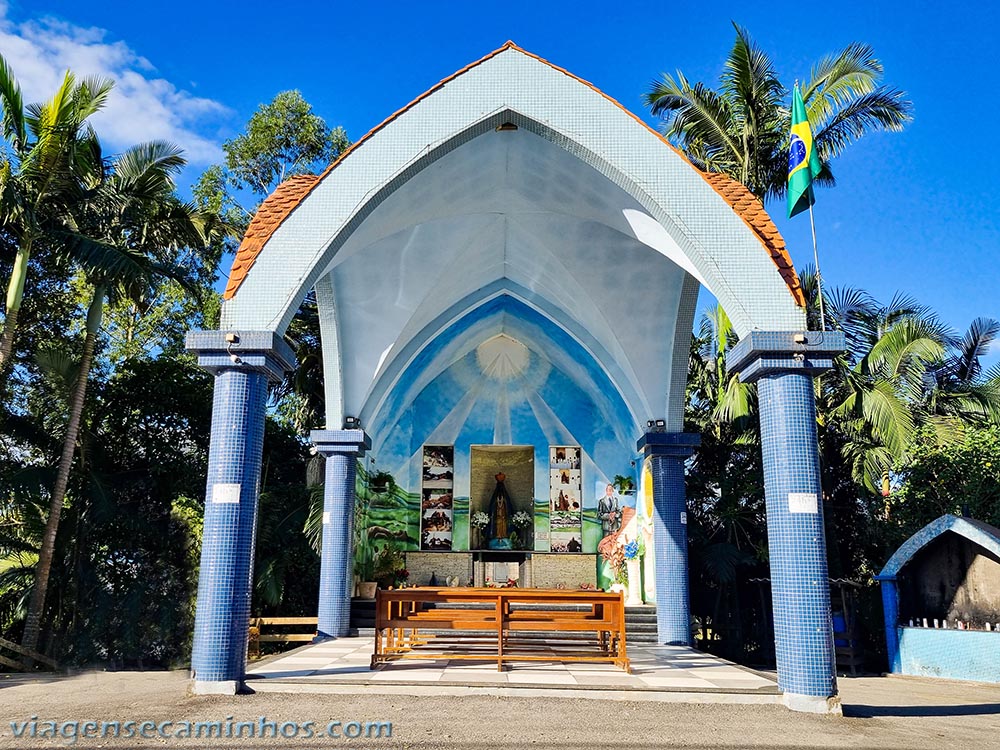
[
  {"x1": 248, "y1": 617, "x2": 318, "y2": 659},
  {"x1": 372, "y1": 588, "x2": 629, "y2": 672},
  {"x1": 0, "y1": 636, "x2": 59, "y2": 672}
]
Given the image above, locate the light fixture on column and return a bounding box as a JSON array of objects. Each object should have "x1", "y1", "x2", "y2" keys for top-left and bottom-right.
[
  {"x1": 343, "y1": 416, "x2": 360, "y2": 429},
  {"x1": 655, "y1": 419, "x2": 666, "y2": 432},
  {"x1": 225, "y1": 332, "x2": 242, "y2": 364},
  {"x1": 647, "y1": 420, "x2": 656, "y2": 430}
]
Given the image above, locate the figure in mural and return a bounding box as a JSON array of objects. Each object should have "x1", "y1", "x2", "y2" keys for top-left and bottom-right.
[
  {"x1": 556, "y1": 489, "x2": 570, "y2": 511},
  {"x1": 487, "y1": 472, "x2": 514, "y2": 550},
  {"x1": 597, "y1": 483, "x2": 622, "y2": 535}
]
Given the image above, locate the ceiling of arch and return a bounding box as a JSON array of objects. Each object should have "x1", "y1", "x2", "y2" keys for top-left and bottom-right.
[
  {"x1": 368, "y1": 294, "x2": 638, "y2": 483},
  {"x1": 324, "y1": 127, "x2": 693, "y2": 428}
]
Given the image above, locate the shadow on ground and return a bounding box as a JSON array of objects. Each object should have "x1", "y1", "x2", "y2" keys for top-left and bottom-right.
[{"x1": 844, "y1": 702, "x2": 1000, "y2": 718}]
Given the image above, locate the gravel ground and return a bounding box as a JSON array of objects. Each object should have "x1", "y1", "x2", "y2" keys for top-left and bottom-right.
[{"x1": 0, "y1": 670, "x2": 998, "y2": 749}]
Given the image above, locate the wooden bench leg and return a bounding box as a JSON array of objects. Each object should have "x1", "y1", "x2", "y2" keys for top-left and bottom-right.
[{"x1": 496, "y1": 598, "x2": 505, "y2": 672}]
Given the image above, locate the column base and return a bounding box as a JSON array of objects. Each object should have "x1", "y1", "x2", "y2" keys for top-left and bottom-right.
[
  {"x1": 191, "y1": 679, "x2": 241, "y2": 696},
  {"x1": 782, "y1": 692, "x2": 843, "y2": 715}
]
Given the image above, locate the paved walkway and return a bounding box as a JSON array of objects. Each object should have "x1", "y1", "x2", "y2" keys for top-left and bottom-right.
[
  {"x1": 245, "y1": 636, "x2": 779, "y2": 699},
  {"x1": 2, "y1": 668, "x2": 999, "y2": 748}
]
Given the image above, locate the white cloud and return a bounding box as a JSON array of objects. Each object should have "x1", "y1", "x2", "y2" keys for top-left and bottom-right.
[{"x1": 0, "y1": 4, "x2": 228, "y2": 163}]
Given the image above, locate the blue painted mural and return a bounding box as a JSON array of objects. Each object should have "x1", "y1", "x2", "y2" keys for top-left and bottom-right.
[{"x1": 365, "y1": 294, "x2": 642, "y2": 558}]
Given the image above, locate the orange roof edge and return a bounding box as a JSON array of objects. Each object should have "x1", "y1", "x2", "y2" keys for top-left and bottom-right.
[{"x1": 224, "y1": 41, "x2": 805, "y2": 308}]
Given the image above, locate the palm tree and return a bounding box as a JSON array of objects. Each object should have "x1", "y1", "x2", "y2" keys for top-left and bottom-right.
[
  {"x1": 924, "y1": 318, "x2": 1000, "y2": 424},
  {"x1": 20, "y1": 141, "x2": 208, "y2": 659},
  {"x1": 688, "y1": 304, "x2": 756, "y2": 436},
  {"x1": 0, "y1": 56, "x2": 112, "y2": 376},
  {"x1": 645, "y1": 24, "x2": 912, "y2": 203}
]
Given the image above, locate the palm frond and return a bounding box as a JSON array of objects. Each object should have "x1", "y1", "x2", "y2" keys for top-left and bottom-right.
[
  {"x1": 0, "y1": 53, "x2": 26, "y2": 151},
  {"x1": 866, "y1": 318, "x2": 945, "y2": 378},
  {"x1": 813, "y1": 88, "x2": 912, "y2": 161},
  {"x1": 803, "y1": 42, "x2": 882, "y2": 123}
]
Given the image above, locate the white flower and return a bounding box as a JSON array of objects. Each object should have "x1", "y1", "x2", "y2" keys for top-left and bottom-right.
[
  {"x1": 471, "y1": 511, "x2": 490, "y2": 529},
  {"x1": 511, "y1": 511, "x2": 532, "y2": 528}
]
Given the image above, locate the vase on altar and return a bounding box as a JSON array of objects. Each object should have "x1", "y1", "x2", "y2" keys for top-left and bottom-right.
[{"x1": 625, "y1": 558, "x2": 643, "y2": 606}]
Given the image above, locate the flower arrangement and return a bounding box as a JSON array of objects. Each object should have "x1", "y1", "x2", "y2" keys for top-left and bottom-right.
[
  {"x1": 470, "y1": 511, "x2": 490, "y2": 530},
  {"x1": 511, "y1": 511, "x2": 532, "y2": 529},
  {"x1": 623, "y1": 538, "x2": 641, "y2": 561},
  {"x1": 485, "y1": 577, "x2": 519, "y2": 588}
]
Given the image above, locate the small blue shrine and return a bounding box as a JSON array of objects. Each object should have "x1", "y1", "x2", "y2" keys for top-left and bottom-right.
[{"x1": 876, "y1": 514, "x2": 1000, "y2": 683}]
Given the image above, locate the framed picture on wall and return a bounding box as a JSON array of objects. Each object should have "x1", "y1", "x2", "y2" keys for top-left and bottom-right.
[
  {"x1": 421, "y1": 445, "x2": 454, "y2": 550},
  {"x1": 549, "y1": 446, "x2": 582, "y2": 552}
]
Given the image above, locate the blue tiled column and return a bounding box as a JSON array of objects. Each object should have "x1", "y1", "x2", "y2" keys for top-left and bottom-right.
[
  {"x1": 877, "y1": 576, "x2": 901, "y2": 673},
  {"x1": 311, "y1": 430, "x2": 371, "y2": 639},
  {"x1": 185, "y1": 331, "x2": 295, "y2": 695},
  {"x1": 728, "y1": 330, "x2": 845, "y2": 714},
  {"x1": 638, "y1": 432, "x2": 700, "y2": 645}
]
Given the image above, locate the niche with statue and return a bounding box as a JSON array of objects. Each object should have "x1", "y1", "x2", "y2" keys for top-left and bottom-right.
[{"x1": 469, "y1": 445, "x2": 534, "y2": 550}]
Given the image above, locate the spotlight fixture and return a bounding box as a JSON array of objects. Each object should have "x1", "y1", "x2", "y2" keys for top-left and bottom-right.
[
  {"x1": 647, "y1": 420, "x2": 656, "y2": 429},
  {"x1": 655, "y1": 419, "x2": 666, "y2": 432},
  {"x1": 495, "y1": 122, "x2": 518, "y2": 132},
  {"x1": 225, "y1": 332, "x2": 242, "y2": 365},
  {"x1": 793, "y1": 333, "x2": 807, "y2": 344},
  {"x1": 344, "y1": 416, "x2": 360, "y2": 429}
]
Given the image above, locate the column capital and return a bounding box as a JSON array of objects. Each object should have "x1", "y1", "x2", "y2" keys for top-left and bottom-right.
[
  {"x1": 726, "y1": 330, "x2": 845, "y2": 384},
  {"x1": 310, "y1": 429, "x2": 371, "y2": 456},
  {"x1": 637, "y1": 431, "x2": 700, "y2": 458},
  {"x1": 186, "y1": 330, "x2": 296, "y2": 383}
]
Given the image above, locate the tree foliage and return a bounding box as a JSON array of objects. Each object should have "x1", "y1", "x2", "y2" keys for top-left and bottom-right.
[{"x1": 645, "y1": 24, "x2": 912, "y2": 202}]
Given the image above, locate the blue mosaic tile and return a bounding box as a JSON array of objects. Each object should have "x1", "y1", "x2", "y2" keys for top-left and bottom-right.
[
  {"x1": 757, "y1": 371, "x2": 837, "y2": 698},
  {"x1": 190, "y1": 367, "x2": 269, "y2": 683},
  {"x1": 640, "y1": 432, "x2": 699, "y2": 646},
  {"x1": 311, "y1": 430, "x2": 370, "y2": 638}
]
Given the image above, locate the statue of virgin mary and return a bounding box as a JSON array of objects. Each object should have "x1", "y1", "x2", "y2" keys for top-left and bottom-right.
[{"x1": 487, "y1": 472, "x2": 513, "y2": 550}]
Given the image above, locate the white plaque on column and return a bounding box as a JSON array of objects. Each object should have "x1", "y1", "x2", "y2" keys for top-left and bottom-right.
[
  {"x1": 323, "y1": 511, "x2": 331, "y2": 524},
  {"x1": 680, "y1": 511, "x2": 687, "y2": 525},
  {"x1": 212, "y1": 483, "x2": 241, "y2": 504},
  {"x1": 788, "y1": 492, "x2": 818, "y2": 514}
]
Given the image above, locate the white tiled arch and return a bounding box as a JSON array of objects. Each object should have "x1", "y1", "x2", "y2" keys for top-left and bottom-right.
[{"x1": 221, "y1": 46, "x2": 805, "y2": 430}]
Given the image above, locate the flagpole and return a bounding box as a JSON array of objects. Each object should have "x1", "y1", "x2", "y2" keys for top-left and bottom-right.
[{"x1": 807, "y1": 201, "x2": 826, "y2": 331}]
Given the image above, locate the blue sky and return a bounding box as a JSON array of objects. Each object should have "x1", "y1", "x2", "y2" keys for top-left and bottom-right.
[{"x1": 4, "y1": 0, "x2": 997, "y2": 362}]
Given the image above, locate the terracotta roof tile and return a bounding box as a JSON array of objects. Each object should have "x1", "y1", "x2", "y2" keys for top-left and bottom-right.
[
  {"x1": 222, "y1": 42, "x2": 805, "y2": 308},
  {"x1": 701, "y1": 172, "x2": 805, "y2": 307},
  {"x1": 223, "y1": 174, "x2": 320, "y2": 300}
]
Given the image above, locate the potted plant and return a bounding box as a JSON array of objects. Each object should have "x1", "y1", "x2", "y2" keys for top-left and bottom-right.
[
  {"x1": 355, "y1": 551, "x2": 377, "y2": 599},
  {"x1": 373, "y1": 541, "x2": 407, "y2": 590}
]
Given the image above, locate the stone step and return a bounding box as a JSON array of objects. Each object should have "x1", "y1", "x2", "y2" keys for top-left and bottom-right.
[{"x1": 626, "y1": 623, "x2": 658, "y2": 633}]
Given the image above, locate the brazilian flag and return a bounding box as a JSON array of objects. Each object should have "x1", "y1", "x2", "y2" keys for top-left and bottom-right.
[{"x1": 787, "y1": 84, "x2": 822, "y2": 218}]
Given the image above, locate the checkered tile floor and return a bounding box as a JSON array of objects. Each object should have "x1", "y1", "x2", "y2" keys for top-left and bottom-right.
[{"x1": 246, "y1": 637, "x2": 778, "y2": 693}]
